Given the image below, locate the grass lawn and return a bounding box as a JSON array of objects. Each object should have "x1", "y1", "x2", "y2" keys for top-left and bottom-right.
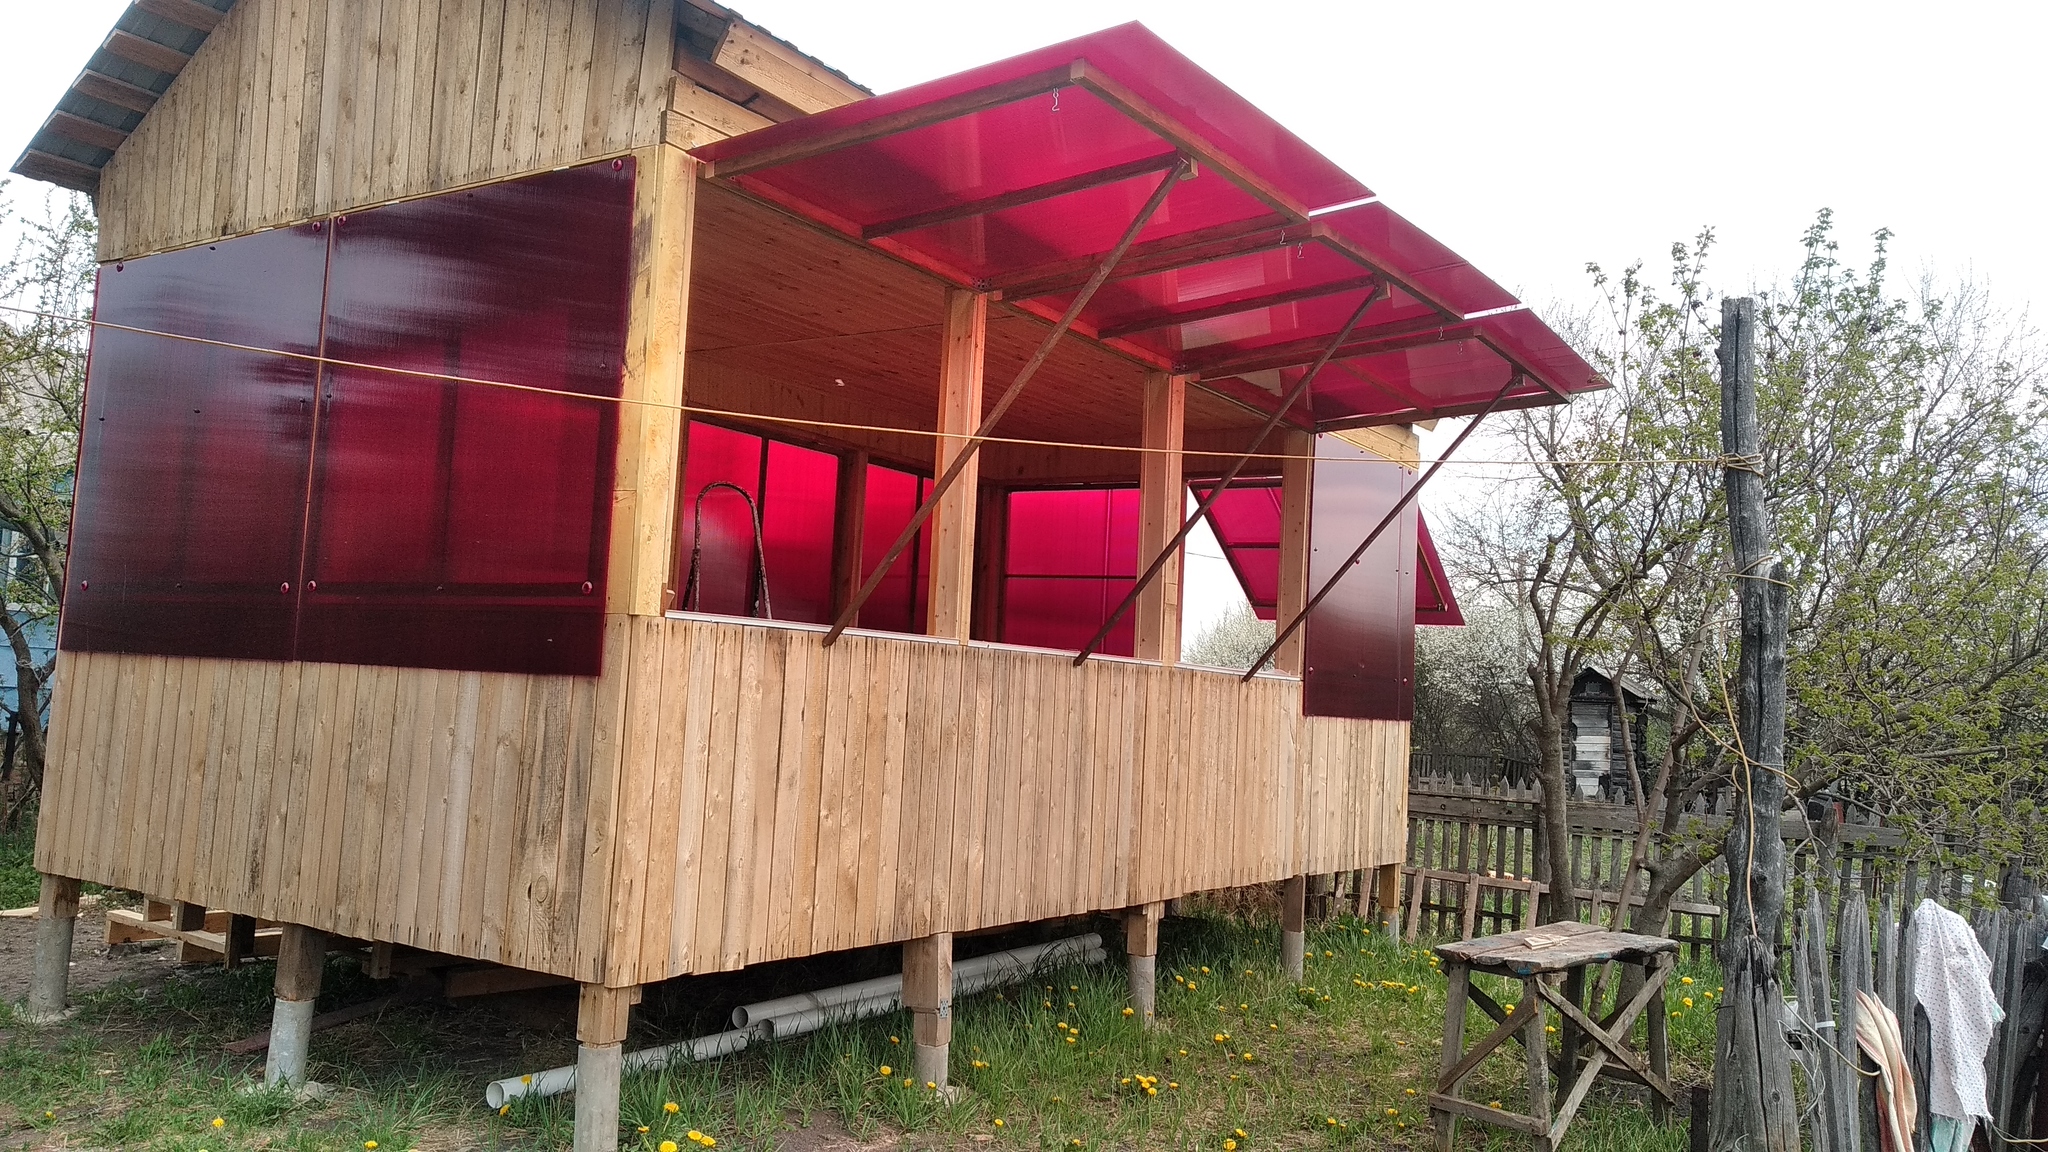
[{"x1": 0, "y1": 894, "x2": 1721, "y2": 1151}]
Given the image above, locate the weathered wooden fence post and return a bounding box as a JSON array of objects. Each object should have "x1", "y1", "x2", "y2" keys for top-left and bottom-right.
[{"x1": 1708, "y1": 296, "x2": 1800, "y2": 1152}]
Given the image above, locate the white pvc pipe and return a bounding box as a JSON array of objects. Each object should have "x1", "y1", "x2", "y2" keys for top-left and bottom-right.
[
  {"x1": 759, "y1": 944, "x2": 1107, "y2": 1039},
  {"x1": 731, "y1": 933, "x2": 1102, "y2": 1028},
  {"x1": 486, "y1": 932, "x2": 1105, "y2": 1108}
]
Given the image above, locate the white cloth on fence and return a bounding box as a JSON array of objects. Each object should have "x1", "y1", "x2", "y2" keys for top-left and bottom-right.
[{"x1": 1910, "y1": 898, "x2": 2003, "y2": 1134}]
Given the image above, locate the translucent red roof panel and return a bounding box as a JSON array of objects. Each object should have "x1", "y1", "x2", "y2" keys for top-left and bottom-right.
[
  {"x1": 1415, "y1": 514, "x2": 1464, "y2": 626},
  {"x1": 693, "y1": 21, "x2": 1607, "y2": 429},
  {"x1": 1197, "y1": 479, "x2": 1463, "y2": 624}
]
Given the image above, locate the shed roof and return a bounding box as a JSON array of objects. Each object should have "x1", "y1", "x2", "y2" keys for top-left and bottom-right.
[{"x1": 10, "y1": 0, "x2": 867, "y2": 194}]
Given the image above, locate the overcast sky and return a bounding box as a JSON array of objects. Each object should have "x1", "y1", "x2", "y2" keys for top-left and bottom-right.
[{"x1": 3, "y1": 0, "x2": 2040, "y2": 643}]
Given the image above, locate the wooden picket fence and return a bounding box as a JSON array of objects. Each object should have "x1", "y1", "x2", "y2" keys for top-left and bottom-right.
[{"x1": 1403, "y1": 786, "x2": 1925, "y2": 959}]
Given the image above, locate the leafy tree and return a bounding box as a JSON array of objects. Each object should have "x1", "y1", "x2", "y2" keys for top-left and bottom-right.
[
  {"x1": 1182, "y1": 602, "x2": 1275, "y2": 670},
  {"x1": 0, "y1": 188, "x2": 95, "y2": 829},
  {"x1": 1450, "y1": 213, "x2": 2047, "y2": 927}
]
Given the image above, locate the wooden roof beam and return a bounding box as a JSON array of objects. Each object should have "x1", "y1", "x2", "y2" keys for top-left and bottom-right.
[
  {"x1": 1095, "y1": 274, "x2": 1378, "y2": 340},
  {"x1": 45, "y1": 111, "x2": 130, "y2": 153},
  {"x1": 991, "y1": 215, "x2": 1296, "y2": 300},
  {"x1": 712, "y1": 22, "x2": 868, "y2": 115},
  {"x1": 1184, "y1": 316, "x2": 1475, "y2": 377},
  {"x1": 14, "y1": 150, "x2": 101, "y2": 192},
  {"x1": 133, "y1": 0, "x2": 225, "y2": 33},
  {"x1": 863, "y1": 152, "x2": 1183, "y2": 240},
  {"x1": 103, "y1": 29, "x2": 192, "y2": 76},
  {"x1": 74, "y1": 69, "x2": 160, "y2": 114}
]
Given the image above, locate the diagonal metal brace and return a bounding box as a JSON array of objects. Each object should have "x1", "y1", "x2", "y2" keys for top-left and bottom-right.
[
  {"x1": 823, "y1": 157, "x2": 1193, "y2": 646},
  {"x1": 1240, "y1": 371, "x2": 1522, "y2": 682},
  {"x1": 1072, "y1": 283, "x2": 1387, "y2": 664}
]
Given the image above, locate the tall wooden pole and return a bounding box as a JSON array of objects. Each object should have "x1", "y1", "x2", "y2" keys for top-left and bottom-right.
[{"x1": 1708, "y1": 297, "x2": 1798, "y2": 1152}]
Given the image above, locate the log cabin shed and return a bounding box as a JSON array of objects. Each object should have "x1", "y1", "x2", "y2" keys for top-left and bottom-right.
[{"x1": 14, "y1": 1, "x2": 1605, "y2": 1145}]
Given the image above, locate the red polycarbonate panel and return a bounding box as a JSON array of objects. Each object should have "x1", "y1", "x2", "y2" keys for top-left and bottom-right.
[
  {"x1": 1303, "y1": 437, "x2": 1415, "y2": 720},
  {"x1": 62, "y1": 225, "x2": 328, "y2": 660},
  {"x1": 859, "y1": 464, "x2": 931, "y2": 634},
  {"x1": 1193, "y1": 480, "x2": 1282, "y2": 620},
  {"x1": 1476, "y1": 308, "x2": 1608, "y2": 396},
  {"x1": 760, "y1": 439, "x2": 840, "y2": 624},
  {"x1": 1321, "y1": 202, "x2": 1520, "y2": 317},
  {"x1": 678, "y1": 422, "x2": 767, "y2": 617},
  {"x1": 1000, "y1": 488, "x2": 1138, "y2": 655},
  {"x1": 1415, "y1": 514, "x2": 1464, "y2": 626},
  {"x1": 299, "y1": 161, "x2": 633, "y2": 676},
  {"x1": 694, "y1": 22, "x2": 1368, "y2": 213}
]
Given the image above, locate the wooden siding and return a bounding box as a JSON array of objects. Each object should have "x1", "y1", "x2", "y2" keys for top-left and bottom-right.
[
  {"x1": 600, "y1": 616, "x2": 1408, "y2": 988},
  {"x1": 34, "y1": 632, "x2": 627, "y2": 982},
  {"x1": 94, "y1": 0, "x2": 683, "y2": 261},
  {"x1": 36, "y1": 617, "x2": 1408, "y2": 987}
]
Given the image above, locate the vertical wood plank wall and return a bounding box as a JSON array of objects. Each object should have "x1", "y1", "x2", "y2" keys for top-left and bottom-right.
[
  {"x1": 599, "y1": 616, "x2": 1408, "y2": 988},
  {"x1": 35, "y1": 632, "x2": 626, "y2": 982},
  {"x1": 93, "y1": 0, "x2": 684, "y2": 262},
  {"x1": 35, "y1": 617, "x2": 1408, "y2": 986}
]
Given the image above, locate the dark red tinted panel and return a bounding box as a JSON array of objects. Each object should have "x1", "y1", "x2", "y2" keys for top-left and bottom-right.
[
  {"x1": 298, "y1": 161, "x2": 634, "y2": 675},
  {"x1": 1194, "y1": 479, "x2": 1282, "y2": 620},
  {"x1": 1415, "y1": 514, "x2": 1463, "y2": 626},
  {"x1": 1302, "y1": 438, "x2": 1415, "y2": 720},
  {"x1": 62, "y1": 225, "x2": 328, "y2": 660},
  {"x1": 858, "y1": 464, "x2": 930, "y2": 634},
  {"x1": 761, "y1": 440, "x2": 840, "y2": 624},
  {"x1": 1000, "y1": 487, "x2": 1138, "y2": 655}
]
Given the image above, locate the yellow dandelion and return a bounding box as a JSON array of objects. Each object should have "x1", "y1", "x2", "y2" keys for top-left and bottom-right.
[
  {"x1": 1682, "y1": 976, "x2": 1694, "y2": 985},
  {"x1": 927, "y1": 1081, "x2": 938, "y2": 1090},
  {"x1": 1071, "y1": 985, "x2": 1079, "y2": 991},
  {"x1": 1242, "y1": 1051, "x2": 1254, "y2": 1061},
  {"x1": 1179, "y1": 1048, "x2": 1188, "y2": 1056},
  {"x1": 639, "y1": 1127, "x2": 650, "y2": 1134},
  {"x1": 1068, "y1": 1000, "x2": 1078, "y2": 1007},
  {"x1": 904, "y1": 1078, "x2": 914, "y2": 1087},
  {"x1": 879, "y1": 1064, "x2": 892, "y2": 1076},
  {"x1": 665, "y1": 1102, "x2": 681, "y2": 1114},
  {"x1": 1044, "y1": 1000, "x2": 1053, "y2": 1007},
  {"x1": 212, "y1": 1119, "x2": 226, "y2": 1129},
  {"x1": 1325, "y1": 950, "x2": 1334, "y2": 958},
  {"x1": 1489, "y1": 1101, "x2": 1502, "y2": 1110},
  {"x1": 1399, "y1": 1123, "x2": 1408, "y2": 1130},
  {"x1": 1385, "y1": 1108, "x2": 1399, "y2": 1117},
  {"x1": 1503, "y1": 1003, "x2": 1515, "y2": 1014},
  {"x1": 1071, "y1": 1140, "x2": 1084, "y2": 1148},
  {"x1": 1406, "y1": 1087, "x2": 1417, "y2": 1096},
  {"x1": 498, "y1": 1105, "x2": 511, "y2": 1117},
  {"x1": 1672, "y1": 1010, "x2": 1683, "y2": 1019},
  {"x1": 1683, "y1": 997, "x2": 1695, "y2": 1008},
  {"x1": 1187, "y1": 984, "x2": 1197, "y2": 992},
  {"x1": 522, "y1": 1074, "x2": 533, "y2": 1085},
  {"x1": 660, "y1": 1145, "x2": 679, "y2": 1152},
  {"x1": 994, "y1": 1119, "x2": 1005, "y2": 1128},
  {"x1": 1168, "y1": 1081, "x2": 1179, "y2": 1089},
  {"x1": 1146, "y1": 1086, "x2": 1158, "y2": 1096},
  {"x1": 365, "y1": 1143, "x2": 379, "y2": 1150},
  {"x1": 1236, "y1": 1129, "x2": 1248, "y2": 1139},
  {"x1": 688, "y1": 1132, "x2": 703, "y2": 1143},
  {"x1": 1225, "y1": 1142, "x2": 1239, "y2": 1152},
  {"x1": 1269, "y1": 1023, "x2": 1278, "y2": 1031},
  {"x1": 1231, "y1": 1073, "x2": 1240, "y2": 1080},
  {"x1": 1123, "y1": 1006, "x2": 1135, "y2": 1016},
  {"x1": 890, "y1": 1035, "x2": 901, "y2": 1044},
  {"x1": 1546, "y1": 1024, "x2": 1558, "y2": 1034},
  {"x1": 1327, "y1": 1117, "x2": 1338, "y2": 1126},
  {"x1": 702, "y1": 1140, "x2": 716, "y2": 1149},
  {"x1": 1066, "y1": 1035, "x2": 1077, "y2": 1044},
  {"x1": 1214, "y1": 1032, "x2": 1228, "y2": 1042},
  {"x1": 1122, "y1": 1077, "x2": 1133, "y2": 1086}
]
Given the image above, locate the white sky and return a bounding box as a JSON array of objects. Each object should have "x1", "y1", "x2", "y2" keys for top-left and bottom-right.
[{"x1": 4, "y1": 0, "x2": 2041, "y2": 645}]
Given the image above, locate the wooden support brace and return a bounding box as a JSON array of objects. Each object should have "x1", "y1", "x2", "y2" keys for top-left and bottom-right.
[{"x1": 575, "y1": 983, "x2": 637, "y2": 1152}]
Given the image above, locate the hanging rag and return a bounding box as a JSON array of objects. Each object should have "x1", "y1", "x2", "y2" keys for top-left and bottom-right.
[
  {"x1": 1909, "y1": 899, "x2": 2004, "y2": 1152},
  {"x1": 1855, "y1": 989, "x2": 1917, "y2": 1152}
]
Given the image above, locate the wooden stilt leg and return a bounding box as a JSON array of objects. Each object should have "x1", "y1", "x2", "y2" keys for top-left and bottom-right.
[
  {"x1": 1125, "y1": 902, "x2": 1163, "y2": 1025},
  {"x1": 573, "y1": 983, "x2": 636, "y2": 1152},
  {"x1": 24, "y1": 875, "x2": 81, "y2": 1021},
  {"x1": 1280, "y1": 875, "x2": 1306, "y2": 980},
  {"x1": 1435, "y1": 963, "x2": 1471, "y2": 1152},
  {"x1": 265, "y1": 925, "x2": 327, "y2": 1086},
  {"x1": 903, "y1": 933, "x2": 954, "y2": 1088},
  {"x1": 1646, "y1": 955, "x2": 1671, "y2": 1124},
  {"x1": 1377, "y1": 863, "x2": 1403, "y2": 938}
]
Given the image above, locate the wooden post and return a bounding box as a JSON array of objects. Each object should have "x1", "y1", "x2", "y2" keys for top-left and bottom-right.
[
  {"x1": 1376, "y1": 863, "x2": 1404, "y2": 939},
  {"x1": 1125, "y1": 902, "x2": 1164, "y2": 1024},
  {"x1": 903, "y1": 933, "x2": 954, "y2": 1088},
  {"x1": 574, "y1": 983, "x2": 636, "y2": 1152},
  {"x1": 1133, "y1": 371, "x2": 1186, "y2": 663},
  {"x1": 24, "y1": 874, "x2": 80, "y2": 1021},
  {"x1": 1524, "y1": 982, "x2": 1553, "y2": 1150},
  {"x1": 613, "y1": 141, "x2": 696, "y2": 619},
  {"x1": 265, "y1": 924, "x2": 327, "y2": 1086},
  {"x1": 1281, "y1": 874, "x2": 1306, "y2": 981},
  {"x1": 927, "y1": 289, "x2": 986, "y2": 641},
  {"x1": 830, "y1": 449, "x2": 869, "y2": 622},
  {"x1": 1273, "y1": 431, "x2": 1313, "y2": 675},
  {"x1": 224, "y1": 913, "x2": 257, "y2": 967},
  {"x1": 1435, "y1": 962, "x2": 1472, "y2": 1152},
  {"x1": 1709, "y1": 296, "x2": 1798, "y2": 1152}
]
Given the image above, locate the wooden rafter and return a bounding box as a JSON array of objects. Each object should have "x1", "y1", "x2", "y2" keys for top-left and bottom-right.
[
  {"x1": 1095, "y1": 274, "x2": 1378, "y2": 340},
  {"x1": 104, "y1": 28, "x2": 192, "y2": 75},
  {"x1": 862, "y1": 152, "x2": 1182, "y2": 240}
]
